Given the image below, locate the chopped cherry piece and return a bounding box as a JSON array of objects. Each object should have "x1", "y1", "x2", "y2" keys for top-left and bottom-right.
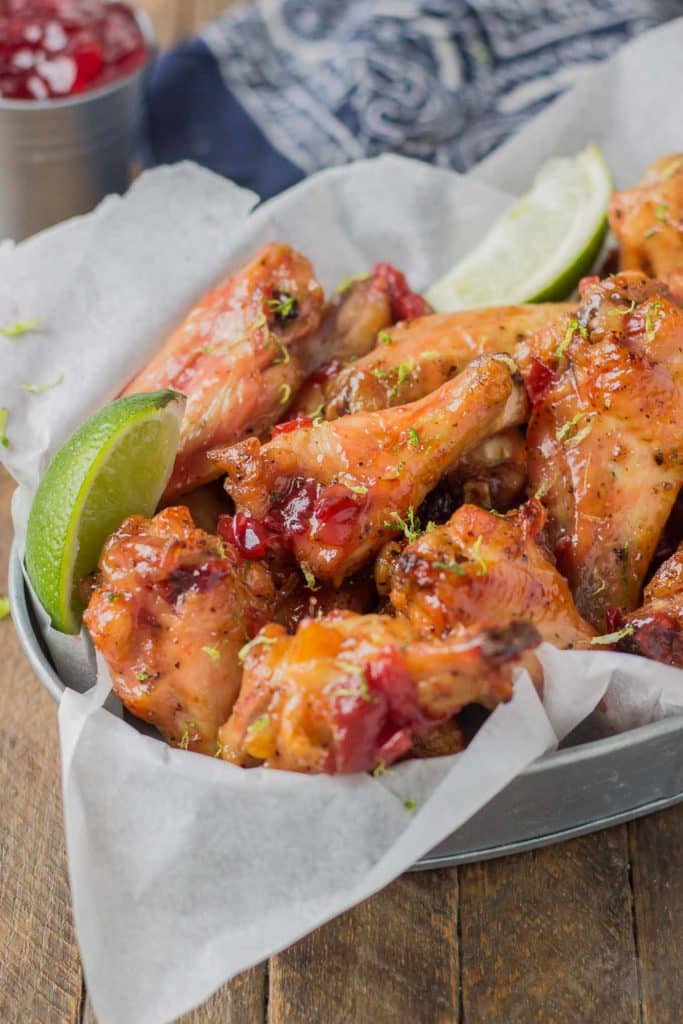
[
  {"x1": 218, "y1": 512, "x2": 270, "y2": 559},
  {"x1": 372, "y1": 261, "x2": 431, "y2": 321},
  {"x1": 525, "y1": 356, "x2": 556, "y2": 404},
  {"x1": 309, "y1": 486, "x2": 363, "y2": 547},
  {"x1": 272, "y1": 415, "x2": 313, "y2": 436},
  {"x1": 605, "y1": 606, "x2": 625, "y2": 633},
  {"x1": 0, "y1": 0, "x2": 147, "y2": 100}
]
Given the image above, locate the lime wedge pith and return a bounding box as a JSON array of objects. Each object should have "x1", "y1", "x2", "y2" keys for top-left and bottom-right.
[
  {"x1": 426, "y1": 143, "x2": 613, "y2": 311},
  {"x1": 26, "y1": 390, "x2": 185, "y2": 634}
]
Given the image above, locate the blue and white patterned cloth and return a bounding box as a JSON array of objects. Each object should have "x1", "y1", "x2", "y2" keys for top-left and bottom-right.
[{"x1": 143, "y1": 0, "x2": 680, "y2": 200}]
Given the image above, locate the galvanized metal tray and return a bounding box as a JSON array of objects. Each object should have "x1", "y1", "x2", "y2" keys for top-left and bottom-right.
[{"x1": 10, "y1": 547, "x2": 683, "y2": 868}]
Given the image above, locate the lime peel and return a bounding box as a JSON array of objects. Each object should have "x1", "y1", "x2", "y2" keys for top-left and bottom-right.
[
  {"x1": 426, "y1": 144, "x2": 612, "y2": 311},
  {"x1": 26, "y1": 389, "x2": 185, "y2": 634}
]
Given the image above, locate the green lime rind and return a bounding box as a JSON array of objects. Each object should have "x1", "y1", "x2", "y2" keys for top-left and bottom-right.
[
  {"x1": 426, "y1": 143, "x2": 613, "y2": 311},
  {"x1": 25, "y1": 389, "x2": 185, "y2": 635},
  {"x1": 525, "y1": 214, "x2": 608, "y2": 303}
]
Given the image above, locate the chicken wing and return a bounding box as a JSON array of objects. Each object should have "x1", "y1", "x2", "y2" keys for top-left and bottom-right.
[
  {"x1": 295, "y1": 262, "x2": 430, "y2": 415},
  {"x1": 323, "y1": 304, "x2": 574, "y2": 419},
  {"x1": 525, "y1": 272, "x2": 683, "y2": 630},
  {"x1": 389, "y1": 500, "x2": 596, "y2": 648},
  {"x1": 618, "y1": 546, "x2": 683, "y2": 667},
  {"x1": 83, "y1": 506, "x2": 274, "y2": 754},
  {"x1": 212, "y1": 355, "x2": 528, "y2": 586},
  {"x1": 609, "y1": 155, "x2": 683, "y2": 303},
  {"x1": 124, "y1": 243, "x2": 325, "y2": 499},
  {"x1": 217, "y1": 611, "x2": 540, "y2": 773}
]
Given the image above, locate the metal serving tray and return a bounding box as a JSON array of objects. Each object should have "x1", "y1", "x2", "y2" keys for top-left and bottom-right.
[{"x1": 10, "y1": 547, "x2": 683, "y2": 869}]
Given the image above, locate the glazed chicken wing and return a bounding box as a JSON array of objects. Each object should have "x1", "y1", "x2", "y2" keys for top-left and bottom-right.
[
  {"x1": 322, "y1": 304, "x2": 573, "y2": 419},
  {"x1": 217, "y1": 611, "x2": 540, "y2": 773},
  {"x1": 83, "y1": 506, "x2": 274, "y2": 754},
  {"x1": 124, "y1": 243, "x2": 325, "y2": 499},
  {"x1": 389, "y1": 500, "x2": 595, "y2": 648},
  {"x1": 618, "y1": 546, "x2": 683, "y2": 667},
  {"x1": 295, "y1": 262, "x2": 430, "y2": 414},
  {"x1": 212, "y1": 355, "x2": 528, "y2": 586},
  {"x1": 609, "y1": 155, "x2": 683, "y2": 303},
  {"x1": 525, "y1": 272, "x2": 683, "y2": 631}
]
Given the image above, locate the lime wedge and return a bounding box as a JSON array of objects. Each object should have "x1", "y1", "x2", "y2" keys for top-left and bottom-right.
[
  {"x1": 426, "y1": 144, "x2": 612, "y2": 311},
  {"x1": 26, "y1": 390, "x2": 185, "y2": 634}
]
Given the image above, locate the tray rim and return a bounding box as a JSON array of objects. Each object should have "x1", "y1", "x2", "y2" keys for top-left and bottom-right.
[{"x1": 10, "y1": 541, "x2": 683, "y2": 778}]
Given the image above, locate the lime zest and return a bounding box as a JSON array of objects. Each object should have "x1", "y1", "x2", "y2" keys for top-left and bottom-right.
[
  {"x1": 0, "y1": 407, "x2": 8, "y2": 448},
  {"x1": 0, "y1": 595, "x2": 10, "y2": 620},
  {"x1": 21, "y1": 372, "x2": 64, "y2": 394},
  {"x1": 591, "y1": 625, "x2": 635, "y2": 645},
  {"x1": 1, "y1": 317, "x2": 42, "y2": 337}
]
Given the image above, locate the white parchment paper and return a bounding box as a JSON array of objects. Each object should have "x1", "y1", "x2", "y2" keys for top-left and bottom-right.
[{"x1": 2, "y1": 18, "x2": 683, "y2": 1024}]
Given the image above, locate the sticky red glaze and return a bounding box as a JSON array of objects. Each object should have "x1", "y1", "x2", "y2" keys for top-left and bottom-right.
[
  {"x1": 263, "y1": 479, "x2": 365, "y2": 549},
  {"x1": 218, "y1": 512, "x2": 270, "y2": 559},
  {"x1": 272, "y1": 415, "x2": 313, "y2": 436},
  {"x1": 578, "y1": 275, "x2": 601, "y2": 297},
  {"x1": 0, "y1": 1, "x2": 147, "y2": 100},
  {"x1": 304, "y1": 359, "x2": 341, "y2": 388},
  {"x1": 372, "y1": 261, "x2": 431, "y2": 321},
  {"x1": 525, "y1": 356, "x2": 556, "y2": 404},
  {"x1": 605, "y1": 606, "x2": 625, "y2": 633},
  {"x1": 329, "y1": 647, "x2": 435, "y2": 773}
]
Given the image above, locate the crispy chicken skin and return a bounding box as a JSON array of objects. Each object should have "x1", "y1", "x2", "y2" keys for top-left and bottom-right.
[
  {"x1": 447, "y1": 428, "x2": 527, "y2": 512},
  {"x1": 83, "y1": 507, "x2": 274, "y2": 754},
  {"x1": 609, "y1": 155, "x2": 683, "y2": 303},
  {"x1": 323, "y1": 304, "x2": 574, "y2": 419},
  {"x1": 217, "y1": 611, "x2": 540, "y2": 773},
  {"x1": 124, "y1": 243, "x2": 325, "y2": 499},
  {"x1": 525, "y1": 272, "x2": 683, "y2": 631},
  {"x1": 389, "y1": 501, "x2": 596, "y2": 648},
  {"x1": 212, "y1": 355, "x2": 528, "y2": 586},
  {"x1": 619, "y1": 546, "x2": 683, "y2": 666}
]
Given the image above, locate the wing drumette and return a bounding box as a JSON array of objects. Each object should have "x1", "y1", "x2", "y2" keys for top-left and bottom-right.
[
  {"x1": 322, "y1": 304, "x2": 573, "y2": 419},
  {"x1": 525, "y1": 272, "x2": 683, "y2": 630},
  {"x1": 609, "y1": 155, "x2": 683, "y2": 303},
  {"x1": 617, "y1": 546, "x2": 683, "y2": 667},
  {"x1": 389, "y1": 500, "x2": 595, "y2": 648},
  {"x1": 124, "y1": 243, "x2": 325, "y2": 499},
  {"x1": 217, "y1": 611, "x2": 540, "y2": 773},
  {"x1": 212, "y1": 355, "x2": 528, "y2": 586},
  {"x1": 83, "y1": 507, "x2": 274, "y2": 754}
]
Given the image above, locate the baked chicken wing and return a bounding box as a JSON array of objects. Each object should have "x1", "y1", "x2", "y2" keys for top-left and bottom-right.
[
  {"x1": 217, "y1": 611, "x2": 540, "y2": 773},
  {"x1": 83, "y1": 506, "x2": 274, "y2": 754},
  {"x1": 212, "y1": 355, "x2": 528, "y2": 586},
  {"x1": 618, "y1": 546, "x2": 683, "y2": 667},
  {"x1": 609, "y1": 154, "x2": 683, "y2": 303},
  {"x1": 525, "y1": 272, "x2": 683, "y2": 630},
  {"x1": 322, "y1": 304, "x2": 573, "y2": 419},
  {"x1": 124, "y1": 243, "x2": 325, "y2": 499},
  {"x1": 389, "y1": 500, "x2": 595, "y2": 648}
]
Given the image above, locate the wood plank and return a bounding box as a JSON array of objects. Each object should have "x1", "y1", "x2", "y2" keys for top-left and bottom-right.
[
  {"x1": 83, "y1": 963, "x2": 266, "y2": 1024},
  {"x1": 630, "y1": 808, "x2": 683, "y2": 1024},
  {"x1": 0, "y1": 470, "x2": 83, "y2": 1024},
  {"x1": 268, "y1": 870, "x2": 459, "y2": 1024},
  {"x1": 459, "y1": 829, "x2": 641, "y2": 1024}
]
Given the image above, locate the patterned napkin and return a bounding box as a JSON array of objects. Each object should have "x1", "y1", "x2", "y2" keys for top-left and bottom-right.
[{"x1": 143, "y1": 0, "x2": 679, "y2": 199}]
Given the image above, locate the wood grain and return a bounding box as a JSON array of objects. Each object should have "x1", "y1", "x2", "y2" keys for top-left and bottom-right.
[
  {"x1": 269, "y1": 871, "x2": 459, "y2": 1024},
  {"x1": 83, "y1": 963, "x2": 265, "y2": 1024},
  {"x1": 0, "y1": 471, "x2": 83, "y2": 1024},
  {"x1": 630, "y1": 810, "x2": 683, "y2": 1024},
  {"x1": 458, "y1": 830, "x2": 641, "y2": 1024}
]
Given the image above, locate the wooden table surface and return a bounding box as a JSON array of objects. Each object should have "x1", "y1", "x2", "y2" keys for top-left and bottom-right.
[{"x1": 2, "y1": 2, "x2": 683, "y2": 1021}]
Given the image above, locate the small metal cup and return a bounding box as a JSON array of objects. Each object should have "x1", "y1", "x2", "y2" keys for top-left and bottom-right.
[{"x1": 0, "y1": 9, "x2": 154, "y2": 241}]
